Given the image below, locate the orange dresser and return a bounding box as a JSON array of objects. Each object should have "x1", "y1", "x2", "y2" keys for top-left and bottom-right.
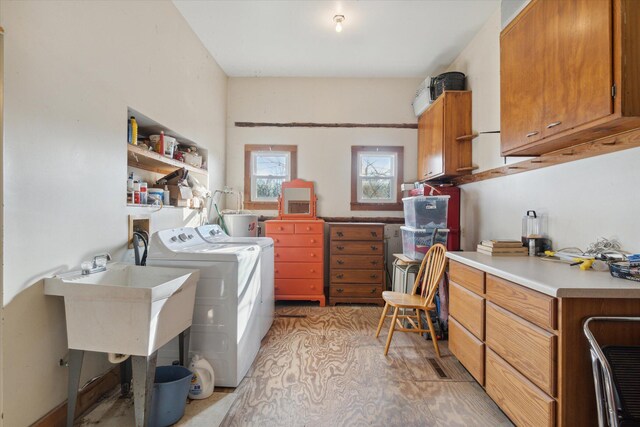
[{"x1": 265, "y1": 219, "x2": 326, "y2": 306}]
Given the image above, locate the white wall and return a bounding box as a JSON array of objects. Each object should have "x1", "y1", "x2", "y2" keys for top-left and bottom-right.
[
  {"x1": 1, "y1": 1, "x2": 227, "y2": 425},
  {"x1": 226, "y1": 77, "x2": 421, "y2": 217},
  {"x1": 447, "y1": 7, "x2": 640, "y2": 253}
]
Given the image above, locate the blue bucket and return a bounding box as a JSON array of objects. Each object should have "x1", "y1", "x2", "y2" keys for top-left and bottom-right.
[{"x1": 149, "y1": 365, "x2": 193, "y2": 427}]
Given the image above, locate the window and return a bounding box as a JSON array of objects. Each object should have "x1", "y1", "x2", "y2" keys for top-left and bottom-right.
[
  {"x1": 244, "y1": 145, "x2": 297, "y2": 210},
  {"x1": 351, "y1": 146, "x2": 403, "y2": 211}
]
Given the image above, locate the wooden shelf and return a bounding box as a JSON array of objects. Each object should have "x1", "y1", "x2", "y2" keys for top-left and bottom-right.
[
  {"x1": 456, "y1": 133, "x2": 479, "y2": 142},
  {"x1": 127, "y1": 144, "x2": 208, "y2": 176}
]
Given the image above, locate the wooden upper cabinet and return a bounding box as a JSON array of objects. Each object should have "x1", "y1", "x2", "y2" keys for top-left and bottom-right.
[
  {"x1": 500, "y1": 0, "x2": 640, "y2": 156},
  {"x1": 500, "y1": 1, "x2": 545, "y2": 153},
  {"x1": 417, "y1": 91, "x2": 472, "y2": 181}
]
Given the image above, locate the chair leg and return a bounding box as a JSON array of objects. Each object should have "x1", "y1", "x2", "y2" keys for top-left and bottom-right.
[
  {"x1": 384, "y1": 307, "x2": 400, "y2": 356},
  {"x1": 425, "y1": 313, "x2": 440, "y2": 357},
  {"x1": 416, "y1": 308, "x2": 423, "y2": 331},
  {"x1": 375, "y1": 302, "x2": 389, "y2": 338}
]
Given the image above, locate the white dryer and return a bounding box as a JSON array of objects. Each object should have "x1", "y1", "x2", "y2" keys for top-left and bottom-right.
[
  {"x1": 196, "y1": 224, "x2": 274, "y2": 338},
  {"x1": 148, "y1": 227, "x2": 262, "y2": 387}
]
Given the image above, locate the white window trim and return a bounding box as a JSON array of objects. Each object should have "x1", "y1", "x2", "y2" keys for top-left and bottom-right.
[
  {"x1": 251, "y1": 151, "x2": 291, "y2": 202},
  {"x1": 356, "y1": 151, "x2": 398, "y2": 204}
]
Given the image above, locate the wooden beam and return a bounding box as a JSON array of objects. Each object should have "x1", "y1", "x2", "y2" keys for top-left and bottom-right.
[
  {"x1": 451, "y1": 128, "x2": 640, "y2": 186},
  {"x1": 235, "y1": 122, "x2": 418, "y2": 129}
]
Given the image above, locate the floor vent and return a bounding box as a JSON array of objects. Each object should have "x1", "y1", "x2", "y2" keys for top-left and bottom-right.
[
  {"x1": 277, "y1": 314, "x2": 308, "y2": 318},
  {"x1": 427, "y1": 357, "x2": 449, "y2": 379}
]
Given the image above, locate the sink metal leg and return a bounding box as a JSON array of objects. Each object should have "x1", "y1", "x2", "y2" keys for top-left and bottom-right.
[
  {"x1": 120, "y1": 357, "x2": 132, "y2": 396},
  {"x1": 67, "y1": 349, "x2": 84, "y2": 427},
  {"x1": 179, "y1": 327, "x2": 191, "y2": 366},
  {"x1": 132, "y1": 352, "x2": 157, "y2": 427}
]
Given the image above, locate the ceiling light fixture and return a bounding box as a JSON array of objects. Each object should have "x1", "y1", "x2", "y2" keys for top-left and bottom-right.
[{"x1": 333, "y1": 15, "x2": 345, "y2": 33}]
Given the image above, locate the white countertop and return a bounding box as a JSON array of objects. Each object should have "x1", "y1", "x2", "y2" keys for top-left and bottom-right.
[{"x1": 446, "y1": 252, "x2": 640, "y2": 298}]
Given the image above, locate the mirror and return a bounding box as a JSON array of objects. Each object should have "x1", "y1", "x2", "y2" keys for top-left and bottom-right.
[
  {"x1": 283, "y1": 188, "x2": 311, "y2": 215},
  {"x1": 277, "y1": 179, "x2": 317, "y2": 219}
]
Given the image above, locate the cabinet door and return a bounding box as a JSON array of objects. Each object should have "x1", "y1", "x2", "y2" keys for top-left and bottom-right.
[
  {"x1": 417, "y1": 113, "x2": 429, "y2": 180},
  {"x1": 500, "y1": 1, "x2": 545, "y2": 154},
  {"x1": 543, "y1": 0, "x2": 613, "y2": 138},
  {"x1": 424, "y1": 98, "x2": 444, "y2": 179}
]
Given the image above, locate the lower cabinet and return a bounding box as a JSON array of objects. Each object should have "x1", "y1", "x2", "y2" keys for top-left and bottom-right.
[{"x1": 448, "y1": 260, "x2": 640, "y2": 427}]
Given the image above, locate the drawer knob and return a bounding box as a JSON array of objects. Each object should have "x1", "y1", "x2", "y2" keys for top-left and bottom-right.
[
  {"x1": 337, "y1": 259, "x2": 344, "y2": 265},
  {"x1": 279, "y1": 227, "x2": 283, "y2": 230},
  {"x1": 306, "y1": 226, "x2": 311, "y2": 231},
  {"x1": 310, "y1": 269, "x2": 315, "y2": 273},
  {"x1": 337, "y1": 274, "x2": 344, "y2": 279},
  {"x1": 310, "y1": 239, "x2": 316, "y2": 243},
  {"x1": 371, "y1": 245, "x2": 378, "y2": 251},
  {"x1": 275, "y1": 253, "x2": 280, "y2": 257},
  {"x1": 371, "y1": 231, "x2": 378, "y2": 237},
  {"x1": 337, "y1": 245, "x2": 345, "y2": 250},
  {"x1": 370, "y1": 274, "x2": 377, "y2": 279},
  {"x1": 370, "y1": 288, "x2": 376, "y2": 294},
  {"x1": 275, "y1": 239, "x2": 279, "y2": 243},
  {"x1": 336, "y1": 288, "x2": 344, "y2": 293},
  {"x1": 337, "y1": 231, "x2": 344, "y2": 237},
  {"x1": 310, "y1": 253, "x2": 316, "y2": 257},
  {"x1": 371, "y1": 260, "x2": 378, "y2": 265}
]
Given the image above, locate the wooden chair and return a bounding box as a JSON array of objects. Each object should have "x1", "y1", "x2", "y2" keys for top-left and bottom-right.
[{"x1": 375, "y1": 243, "x2": 448, "y2": 356}]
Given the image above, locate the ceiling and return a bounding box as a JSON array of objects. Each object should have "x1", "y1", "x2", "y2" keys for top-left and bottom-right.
[{"x1": 173, "y1": 0, "x2": 500, "y2": 78}]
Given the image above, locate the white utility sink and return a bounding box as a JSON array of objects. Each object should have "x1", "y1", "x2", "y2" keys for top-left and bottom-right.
[{"x1": 45, "y1": 262, "x2": 200, "y2": 356}]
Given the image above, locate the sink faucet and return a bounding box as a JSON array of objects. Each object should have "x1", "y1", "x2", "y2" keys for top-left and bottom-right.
[{"x1": 81, "y1": 253, "x2": 112, "y2": 275}]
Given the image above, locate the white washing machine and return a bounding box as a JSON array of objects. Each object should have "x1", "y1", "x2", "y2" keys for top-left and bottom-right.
[
  {"x1": 196, "y1": 224, "x2": 274, "y2": 339},
  {"x1": 148, "y1": 227, "x2": 262, "y2": 387}
]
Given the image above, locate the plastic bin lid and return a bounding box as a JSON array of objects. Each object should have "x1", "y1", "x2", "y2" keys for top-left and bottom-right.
[
  {"x1": 401, "y1": 225, "x2": 450, "y2": 233},
  {"x1": 402, "y1": 195, "x2": 450, "y2": 201}
]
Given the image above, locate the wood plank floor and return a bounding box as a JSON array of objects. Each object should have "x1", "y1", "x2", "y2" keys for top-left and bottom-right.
[{"x1": 222, "y1": 304, "x2": 512, "y2": 427}]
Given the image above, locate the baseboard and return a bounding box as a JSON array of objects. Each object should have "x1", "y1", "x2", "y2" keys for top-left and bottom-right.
[{"x1": 31, "y1": 367, "x2": 120, "y2": 427}]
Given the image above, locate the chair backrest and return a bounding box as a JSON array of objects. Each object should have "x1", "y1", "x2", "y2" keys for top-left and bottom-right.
[{"x1": 410, "y1": 243, "x2": 448, "y2": 306}]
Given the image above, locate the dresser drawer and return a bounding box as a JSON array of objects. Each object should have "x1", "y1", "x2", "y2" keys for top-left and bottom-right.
[
  {"x1": 450, "y1": 261, "x2": 485, "y2": 295},
  {"x1": 331, "y1": 269, "x2": 383, "y2": 284},
  {"x1": 486, "y1": 274, "x2": 557, "y2": 331},
  {"x1": 275, "y1": 279, "x2": 323, "y2": 296},
  {"x1": 450, "y1": 281, "x2": 485, "y2": 340},
  {"x1": 331, "y1": 241, "x2": 383, "y2": 255},
  {"x1": 486, "y1": 302, "x2": 556, "y2": 396},
  {"x1": 272, "y1": 234, "x2": 323, "y2": 247},
  {"x1": 486, "y1": 349, "x2": 555, "y2": 427},
  {"x1": 330, "y1": 284, "x2": 382, "y2": 298},
  {"x1": 265, "y1": 222, "x2": 294, "y2": 234},
  {"x1": 275, "y1": 247, "x2": 323, "y2": 263},
  {"x1": 449, "y1": 317, "x2": 484, "y2": 385},
  {"x1": 295, "y1": 222, "x2": 324, "y2": 234},
  {"x1": 275, "y1": 262, "x2": 323, "y2": 279},
  {"x1": 331, "y1": 225, "x2": 384, "y2": 241},
  {"x1": 330, "y1": 255, "x2": 383, "y2": 270}
]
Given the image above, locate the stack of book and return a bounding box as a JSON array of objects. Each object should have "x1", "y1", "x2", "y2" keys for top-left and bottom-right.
[{"x1": 477, "y1": 240, "x2": 528, "y2": 256}]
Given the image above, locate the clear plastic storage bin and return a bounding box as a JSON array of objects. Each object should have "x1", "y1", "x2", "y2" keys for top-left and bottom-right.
[
  {"x1": 401, "y1": 226, "x2": 449, "y2": 261},
  {"x1": 402, "y1": 195, "x2": 450, "y2": 230}
]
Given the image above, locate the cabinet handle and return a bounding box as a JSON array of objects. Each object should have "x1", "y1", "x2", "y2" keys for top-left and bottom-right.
[
  {"x1": 371, "y1": 231, "x2": 378, "y2": 237},
  {"x1": 370, "y1": 274, "x2": 378, "y2": 279},
  {"x1": 336, "y1": 288, "x2": 344, "y2": 293},
  {"x1": 526, "y1": 131, "x2": 539, "y2": 138},
  {"x1": 547, "y1": 121, "x2": 562, "y2": 129},
  {"x1": 371, "y1": 245, "x2": 378, "y2": 251},
  {"x1": 337, "y1": 231, "x2": 344, "y2": 237},
  {"x1": 337, "y1": 259, "x2": 344, "y2": 265},
  {"x1": 370, "y1": 288, "x2": 377, "y2": 294},
  {"x1": 337, "y1": 245, "x2": 345, "y2": 250},
  {"x1": 336, "y1": 274, "x2": 344, "y2": 279}
]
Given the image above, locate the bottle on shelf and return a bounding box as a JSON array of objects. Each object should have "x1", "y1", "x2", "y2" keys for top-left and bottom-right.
[{"x1": 128, "y1": 116, "x2": 138, "y2": 145}]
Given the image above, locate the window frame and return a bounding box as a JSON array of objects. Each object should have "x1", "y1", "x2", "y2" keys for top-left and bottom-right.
[
  {"x1": 244, "y1": 145, "x2": 297, "y2": 210},
  {"x1": 351, "y1": 145, "x2": 403, "y2": 211}
]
